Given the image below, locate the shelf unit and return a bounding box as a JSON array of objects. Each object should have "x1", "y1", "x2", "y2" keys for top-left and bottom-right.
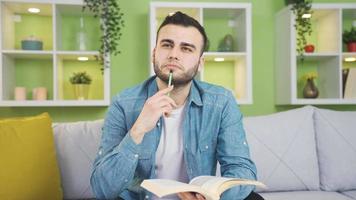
[
  {"x1": 275, "y1": 3, "x2": 356, "y2": 105},
  {"x1": 0, "y1": 0, "x2": 110, "y2": 107},
  {"x1": 150, "y1": 2, "x2": 252, "y2": 104}
]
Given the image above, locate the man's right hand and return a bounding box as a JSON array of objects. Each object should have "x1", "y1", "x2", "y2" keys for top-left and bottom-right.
[{"x1": 130, "y1": 86, "x2": 177, "y2": 144}]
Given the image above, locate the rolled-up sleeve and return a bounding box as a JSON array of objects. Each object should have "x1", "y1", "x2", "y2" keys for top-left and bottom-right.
[{"x1": 90, "y1": 96, "x2": 143, "y2": 199}]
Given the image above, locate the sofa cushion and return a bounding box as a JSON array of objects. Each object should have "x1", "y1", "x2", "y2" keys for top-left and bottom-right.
[
  {"x1": 243, "y1": 106, "x2": 320, "y2": 192},
  {"x1": 53, "y1": 119, "x2": 103, "y2": 199},
  {"x1": 0, "y1": 113, "x2": 63, "y2": 200},
  {"x1": 314, "y1": 108, "x2": 356, "y2": 191},
  {"x1": 342, "y1": 190, "x2": 356, "y2": 200},
  {"x1": 260, "y1": 191, "x2": 353, "y2": 200}
]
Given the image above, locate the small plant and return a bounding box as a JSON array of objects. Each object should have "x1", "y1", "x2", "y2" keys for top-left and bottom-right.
[
  {"x1": 69, "y1": 71, "x2": 92, "y2": 84},
  {"x1": 290, "y1": 0, "x2": 313, "y2": 58},
  {"x1": 83, "y1": 0, "x2": 125, "y2": 67},
  {"x1": 342, "y1": 27, "x2": 356, "y2": 44},
  {"x1": 301, "y1": 71, "x2": 318, "y2": 81}
]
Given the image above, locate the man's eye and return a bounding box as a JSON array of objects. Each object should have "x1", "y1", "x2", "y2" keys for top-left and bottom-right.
[
  {"x1": 162, "y1": 43, "x2": 173, "y2": 48},
  {"x1": 182, "y1": 47, "x2": 193, "y2": 52}
]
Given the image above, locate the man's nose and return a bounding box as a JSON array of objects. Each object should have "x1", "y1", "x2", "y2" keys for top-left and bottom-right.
[{"x1": 168, "y1": 47, "x2": 179, "y2": 60}]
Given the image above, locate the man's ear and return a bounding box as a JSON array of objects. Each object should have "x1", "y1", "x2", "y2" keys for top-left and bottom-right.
[
  {"x1": 152, "y1": 47, "x2": 156, "y2": 63},
  {"x1": 198, "y1": 56, "x2": 204, "y2": 72}
]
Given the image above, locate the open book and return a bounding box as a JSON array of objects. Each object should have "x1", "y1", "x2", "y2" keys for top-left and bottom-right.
[{"x1": 141, "y1": 176, "x2": 266, "y2": 200}]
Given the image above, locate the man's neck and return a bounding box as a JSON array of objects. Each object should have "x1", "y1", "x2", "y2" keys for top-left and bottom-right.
[{"x1": 156, "y1": 78, "x2": 192, "y2": 106}]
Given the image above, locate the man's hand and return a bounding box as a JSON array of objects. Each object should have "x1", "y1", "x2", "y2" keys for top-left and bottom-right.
[
  {"x1": 130, "y1": 86, "x2": 177, "y2": 144},
  {"x1": 177, "y1": 192, "x2": 206, "y2": 200}
]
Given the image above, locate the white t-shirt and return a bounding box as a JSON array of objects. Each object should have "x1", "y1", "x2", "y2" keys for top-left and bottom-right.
[{"x1": 153, "y1": 104, "x2": 189, "y2": 200}]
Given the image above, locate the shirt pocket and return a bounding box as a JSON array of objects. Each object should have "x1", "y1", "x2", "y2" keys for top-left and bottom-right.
[{"x1": 198, "y1": 140, "x2": 217, "y2": 174}]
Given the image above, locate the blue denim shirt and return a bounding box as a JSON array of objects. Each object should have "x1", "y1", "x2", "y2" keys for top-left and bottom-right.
[{"x1": 91, "y1": 76, "x2": 257, "y2": 200}]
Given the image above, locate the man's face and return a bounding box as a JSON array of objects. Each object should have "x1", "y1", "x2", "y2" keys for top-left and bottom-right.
[{"x1": 153, "y1": 24, "x2": 204, "y2": 86}]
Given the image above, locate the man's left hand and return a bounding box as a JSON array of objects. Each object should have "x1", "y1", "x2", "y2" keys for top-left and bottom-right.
[{"x1": 177, "y1": 192, "x2": 206, "y2": 200}]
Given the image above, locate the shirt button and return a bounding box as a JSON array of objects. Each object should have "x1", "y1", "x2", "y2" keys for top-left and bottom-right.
[
  {"x1": 205, "y1": 145, "x2": 209, "y2": 149},
  {"x1": 145, "y1": 195, "x2": 149, "y2": 199},
  {"x1": 243, "y1": 141, "x2": 247, "y2": 145},
  {"x1": 157, "y1": 122, "x2": 160, "y2": 127},
  {"x1": 98, "y1": 150, "x2": 102, "y2": 155},
  {"x1": 124, "y1": 179, "x2": 128, "y2": 182},
  {"x1": 134, "y1": 154, "x2": 139, "y2": 158}
]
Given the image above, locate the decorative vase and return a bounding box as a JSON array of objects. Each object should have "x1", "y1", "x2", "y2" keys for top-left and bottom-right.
[
  {"x1": 347, "y1": 42, "x2": 356, "y2": 52},
  {"x1": 76, "y1": 17, "x2": 87, "y2": 51},
  {"x1": 218, "y1": 34, "x2": 234, "y2": 52},
  {"x1": 73, "y1": 84, "x2": 89, "y2": 100},
  {"x1": 303, "y1": 78, "x2": 319, "y2": 98},
  {"x1": 32, "y1": 87, "x2": 47, "y2": 100},
  {"x1": 14, "y1": 87, "x2": 26, "y2": 100}
]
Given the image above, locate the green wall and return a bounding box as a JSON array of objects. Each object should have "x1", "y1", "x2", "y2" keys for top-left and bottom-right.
[{"x1": 1, "y1": 0, "x2": 356, "y2": 122}]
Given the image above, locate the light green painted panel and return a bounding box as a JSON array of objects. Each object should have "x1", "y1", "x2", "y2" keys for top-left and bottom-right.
[
  {"x1": 204, "y1": 17, "x2": 235, "y2": 52},
  {"x1": 204, "y1": 61, "x2": 235, "y2": 91},
  {"x1": 62, "y1": 60, "x2": 103, "y2": 100},
  {"x1": 343, "y1": 61, "x2": 356, "y2": 69},
  {"x1": 15, "y1": 14, "x2": 53, "y2": 50},
  {"x1": 15, "y1": 59, "x2": 53, "y2": 100}
]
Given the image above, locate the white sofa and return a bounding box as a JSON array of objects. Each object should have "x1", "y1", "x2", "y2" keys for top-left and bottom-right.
[{"x1": 52, "y1": 106, "x2": 356, "y2": 200}]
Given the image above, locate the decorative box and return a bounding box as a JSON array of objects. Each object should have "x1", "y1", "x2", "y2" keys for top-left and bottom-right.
[{"x1": 21, "y1": 36, "x2": 43, "y2": 50}]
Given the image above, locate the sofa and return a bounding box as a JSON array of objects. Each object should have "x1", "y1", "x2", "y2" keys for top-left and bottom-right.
[{"x1": 51, "y1": 106, "x2": 356, "y2": 200}]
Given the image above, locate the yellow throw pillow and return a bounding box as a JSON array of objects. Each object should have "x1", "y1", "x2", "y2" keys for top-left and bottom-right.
[{"x1": 0, "y1": 113, "x2": 63, "y2": 200}]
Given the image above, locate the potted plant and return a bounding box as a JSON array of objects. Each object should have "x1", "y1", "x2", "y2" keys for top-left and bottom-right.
[
  {"x1": 287, "y1": 0, "x2": 313, "y2": 58},
  {"x1": 343, "y1": 27, "x2": 356, "y2": 52},
  {"x1": 301, "y1": 71, "x2": 319, "y2": 98},
  {"x1": 82, "y1": 0, "x2": 125, "y2": 67},
  {"x1": 69, "y1": 71, "x2": 92, "y2": 100}
]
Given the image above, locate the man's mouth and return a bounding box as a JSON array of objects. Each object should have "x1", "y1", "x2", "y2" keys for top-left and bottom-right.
[{"x1": 164, "y1": 63, "x2": 181, "y2": 70}]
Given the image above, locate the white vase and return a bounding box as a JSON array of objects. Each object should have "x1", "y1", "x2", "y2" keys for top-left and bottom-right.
[{"x1": 73, "y1": 84, "x2": 90, "y2": 100}]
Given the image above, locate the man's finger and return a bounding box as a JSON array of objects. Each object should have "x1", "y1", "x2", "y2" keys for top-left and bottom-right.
[
  {"x1": 156, "y1": 85, "x2": 174, "y2": 96},
  {"x1": 195, "y1": 193, "x2": 206, "y2": 200},
  {"x1": 177, "y1": 192, "x2": 197, "y2": 199}
]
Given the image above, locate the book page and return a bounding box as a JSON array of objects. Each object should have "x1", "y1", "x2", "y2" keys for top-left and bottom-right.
[
  {"x1": 217, "y1": 179, "x2": 266, "y2": 195},
  {"x1": 141, "y1": 179, "x2": 217, "y2": 200},
  {"x1": 190, "y1": 176, "x2": 266, "y2": 196},
  {"x1": 190, "y1": 176, "x2": 229, "y2": 192}
]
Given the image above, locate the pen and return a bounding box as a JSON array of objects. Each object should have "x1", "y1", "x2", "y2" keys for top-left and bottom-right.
[{"x1": 167, "y1": 71, "x2": 173, "y2": 97}]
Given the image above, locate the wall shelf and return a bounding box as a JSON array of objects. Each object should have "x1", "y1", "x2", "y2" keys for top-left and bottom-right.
[
  {"x1": 275, "y1": 3, "x2": 356, "y2": 105},
  {"x1": 0, "y1": 0, "x2": 110, "y2": 107}
]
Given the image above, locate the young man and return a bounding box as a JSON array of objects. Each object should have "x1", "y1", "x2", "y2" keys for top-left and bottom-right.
[{"x1": 91, "y1": 12, "x2": 263, "y2": 200}]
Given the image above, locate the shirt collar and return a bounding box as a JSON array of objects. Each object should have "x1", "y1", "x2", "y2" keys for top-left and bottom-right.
[
  {"x1": 147, "y1": 76, "x2": 203, "y2": 107},
  {"x1": 188, "y1": 79, "x2": 203, "y2": 107}
]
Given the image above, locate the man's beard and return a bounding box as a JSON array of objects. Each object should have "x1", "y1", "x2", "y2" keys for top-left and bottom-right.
[{"x1": 153, "y1": 61, "x2": 200, "y2": 86}]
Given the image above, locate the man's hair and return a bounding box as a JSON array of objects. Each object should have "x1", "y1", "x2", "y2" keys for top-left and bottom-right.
[{"x1": 156, "y1": 11, "x2": 208, "y2": 55}]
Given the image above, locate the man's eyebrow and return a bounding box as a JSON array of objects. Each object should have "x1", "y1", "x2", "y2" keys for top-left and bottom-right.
[
  {"x1": 159, "y1": 39, "x2": 197, "y2": 50},
  {"x1": 181, "y1": 42, "x2": 196, "y2": 50},
  {"x1": 160, "y1": 39, "x2": 174, "y2": 44}
]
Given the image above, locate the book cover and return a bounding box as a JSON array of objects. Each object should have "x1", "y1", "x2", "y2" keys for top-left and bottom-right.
[
  {"x1": 141, "y1": 176, "x2": 266, "y2": 200},
  {"x1": 344, "y1": 68, "x2": 356, "y2": 99}
]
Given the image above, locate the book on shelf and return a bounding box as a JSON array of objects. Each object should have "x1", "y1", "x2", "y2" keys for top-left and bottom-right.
[
  {"x1": 140, "y1": 176, "x2": 266, "y2": 200},
  {"x1": 344, "y1": 68, "x2": 356, "y2": 99},
  {"x1": 342, "y1": 68, "x2": 350, "y2": 98}
]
